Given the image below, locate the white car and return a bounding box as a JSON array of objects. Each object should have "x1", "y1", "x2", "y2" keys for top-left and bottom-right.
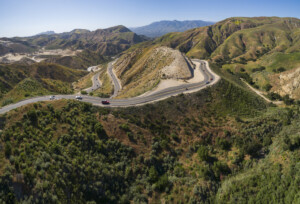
[
  {"x1": 75, "y1": 96, "x2": 83, "y2": 100},
  {"x1": 49, "y1": 95, "x2": 55, "y2": 100}
]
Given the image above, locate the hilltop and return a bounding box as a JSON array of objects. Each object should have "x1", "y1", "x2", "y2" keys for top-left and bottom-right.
[
  {"x1": 35, "y1": 31, "x2": 56, "y2": 36},
  {"x1": 130, "y1": 20, "x2": 214, "y2": 37},
  {"x1": 114, "y1": 46, "x2": 193, "y2": 98}
]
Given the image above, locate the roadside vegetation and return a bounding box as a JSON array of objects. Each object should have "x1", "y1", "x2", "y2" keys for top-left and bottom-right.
[
  {"x1": 0, "y1": 73, "x2": 299, "y2": 203},
  {"x1": 73, "y1": 72, "x2": 94, "y2": 93}
]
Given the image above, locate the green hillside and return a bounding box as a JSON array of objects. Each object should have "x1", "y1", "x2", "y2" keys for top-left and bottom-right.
[
  {"x1": 0, "y1": 62, "x2": 86, "y2": 105},
  {"x1": 0, "y1": 76, "x2": 299, "y2": 203},
  {"x1": 140, "y1": 17, "x2": 300, "y2": 100},
  {"x1": 154, "y1": 17, "x2": 300, "y2": 61}
]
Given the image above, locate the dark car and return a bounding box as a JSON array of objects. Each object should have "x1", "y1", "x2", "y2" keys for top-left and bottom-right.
[
  {"x1": 210, "y1": 78, "x2": 213, "y2": 81},
  {"x1": 101, "y1": 100, "x2": 110, "y2": 104},
  {"x1": 206, "y1": 81, "x2": 210, "y2": 84}
]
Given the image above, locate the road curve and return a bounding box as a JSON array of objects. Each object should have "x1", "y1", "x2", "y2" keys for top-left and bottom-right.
[
  {"x1": 0, "y1": 60, "x2": 220, "y2": 115},
  {"x1": 83, "y1": 71, "x2": 101, "y2": 94},
  {"x1": 107, "y1": 59, "x2": 121, "y2": 98}
]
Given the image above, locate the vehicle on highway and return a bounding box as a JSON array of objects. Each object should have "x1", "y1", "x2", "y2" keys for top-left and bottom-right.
[
  {"x1": 101, "y1": 100, "x2": 110, "y2": 104},
  {"x1": 75, "y1": 96, "x2": 83, "y2": 100},
  {"x1": 49, "y1": 95, "x2": 55, "y2": 100},
  {"x1": 206, "y1": 82, "x2": 210, "y2": 84},
  {"x1": 210, "y1": 78, "x2": 213, "y2": 81}
]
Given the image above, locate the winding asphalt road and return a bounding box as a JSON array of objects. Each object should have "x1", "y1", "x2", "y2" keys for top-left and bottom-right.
[
  {"x1": 107, "y1": 60, "x2": 121, "y2": 98},
  {"x1": 0, "y1": 60, "x2": 219, "y2": 115},
  {"x1": 83, "y1": 71, "x2": 101, "y2": 93}
]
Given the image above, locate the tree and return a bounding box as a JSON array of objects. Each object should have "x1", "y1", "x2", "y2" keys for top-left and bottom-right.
[
  {"x1": 95, "y1": 122, "x2": 104, "y2": 136},
  {"x1": 155, "y1": 174, "x2": 171, "y2": 192},
  {"x1": 27, "y1": 110, "x2": 38, "y2": 123},
  {"x1": 197, "y1": 146, "x2": 209, "y2": 162},
  {"x1": 81, "y1": 90, "x2": 88, "y2": 95},
  {"x1": 149, "y1": 166, "x2": 158, "y2": 183},
  {"x1": 283, "y1": 95, "x2": 294, "y2": 105},
  {"x1": 4, "y1": 142, "x2": 12, "y2": 158},
  {"x1": 263, "y1": 84, "x2": 272, "y2": 92}
]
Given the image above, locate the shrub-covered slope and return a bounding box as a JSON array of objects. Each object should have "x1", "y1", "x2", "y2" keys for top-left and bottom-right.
[{"x1": 0, "y1": 75, "x2": 298, "y2": 203}]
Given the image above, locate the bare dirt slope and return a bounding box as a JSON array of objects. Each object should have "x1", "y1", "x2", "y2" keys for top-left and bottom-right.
[{"x1": 271, "y1": 67, "x2": 300, "y2": 99}]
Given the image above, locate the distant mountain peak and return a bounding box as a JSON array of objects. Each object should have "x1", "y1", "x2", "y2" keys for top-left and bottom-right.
[
  {"x1": 104, "y1": 25, "x2": 131, "y2": 33},
  {"x1": 35, "y1": 31, "x2": 56, "y2": 36},
  {"x1": 130, "y1": 20, "x2": 214, "y2": 37},
  {"x1": 70, "y1": 29, "x2": 90, "y2": 34}
]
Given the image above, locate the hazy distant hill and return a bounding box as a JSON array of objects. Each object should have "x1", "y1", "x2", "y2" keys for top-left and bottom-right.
[
  {"x1": 0, "y1": 25, "x2": 148, "y2": 56},
  {"x1": 130, "y1": 20, "x2": 214, "y2": 37},
  {"x1": 27, "y1": 25, "x2": 147, "y2": 56},
  {"x1": 35, "y1": 31, "x2": 56, "y2": 36}
]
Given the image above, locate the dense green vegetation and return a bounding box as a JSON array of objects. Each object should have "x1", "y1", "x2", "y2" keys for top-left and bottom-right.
[{"x1": 0, "y1": 75, "x2": 299, "y2": 203}]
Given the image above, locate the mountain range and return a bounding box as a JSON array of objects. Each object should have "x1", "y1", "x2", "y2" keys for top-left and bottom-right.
[
  {"x1": 0, "y1": 25, "x2": 147, "y2": 56},
  {"x1": 35, "y1": 31, "x2": 56, "y2": 36},
  {"x1": 130, "y1": 20, "x2": 214, "y2": 37}
]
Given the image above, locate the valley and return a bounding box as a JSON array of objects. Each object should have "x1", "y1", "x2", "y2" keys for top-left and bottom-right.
[
  {"x1": 0, "y1": 15, "x2": 299, "y2": 203},
  {"x1": 0, "y1": 58, "x2": 218, "y2": 114}
]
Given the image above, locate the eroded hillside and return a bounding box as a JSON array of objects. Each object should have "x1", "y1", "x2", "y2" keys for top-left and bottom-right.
[{"x1": 270, "y1": 67, "x2": 300, "y2": 98}]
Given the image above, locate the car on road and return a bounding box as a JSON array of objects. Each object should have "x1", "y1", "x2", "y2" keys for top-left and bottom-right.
[
  {"x1": 206, "y1": 82, "x2": 210, "y2": 84},
  {"x1": 75, "y1": 96, "x2": 83, "y2": 100},
  {"x1": 101, "y1": 100, "x2": 110, "y2": 104},
  {"x1": 210, "y1": 78, "x2": 213, "y2": 81},
  {"x1": 49, "y1": 95, "x2": 55, "y2": 100}
]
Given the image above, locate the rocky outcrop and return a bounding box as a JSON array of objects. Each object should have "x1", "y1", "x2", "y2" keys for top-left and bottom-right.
[{"x1": 271, "y1": 67, "x2": 300, "y2": 99}]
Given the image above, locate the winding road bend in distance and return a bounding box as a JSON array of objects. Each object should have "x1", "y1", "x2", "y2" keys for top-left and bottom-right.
[{"x1": 0, "y1": 60, "x2": 220, "y2": 115}]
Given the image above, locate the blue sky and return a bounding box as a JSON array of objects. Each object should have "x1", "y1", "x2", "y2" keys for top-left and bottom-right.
[{"x1": 0, "y1": 0, "x2": 299, "y2": 37}]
